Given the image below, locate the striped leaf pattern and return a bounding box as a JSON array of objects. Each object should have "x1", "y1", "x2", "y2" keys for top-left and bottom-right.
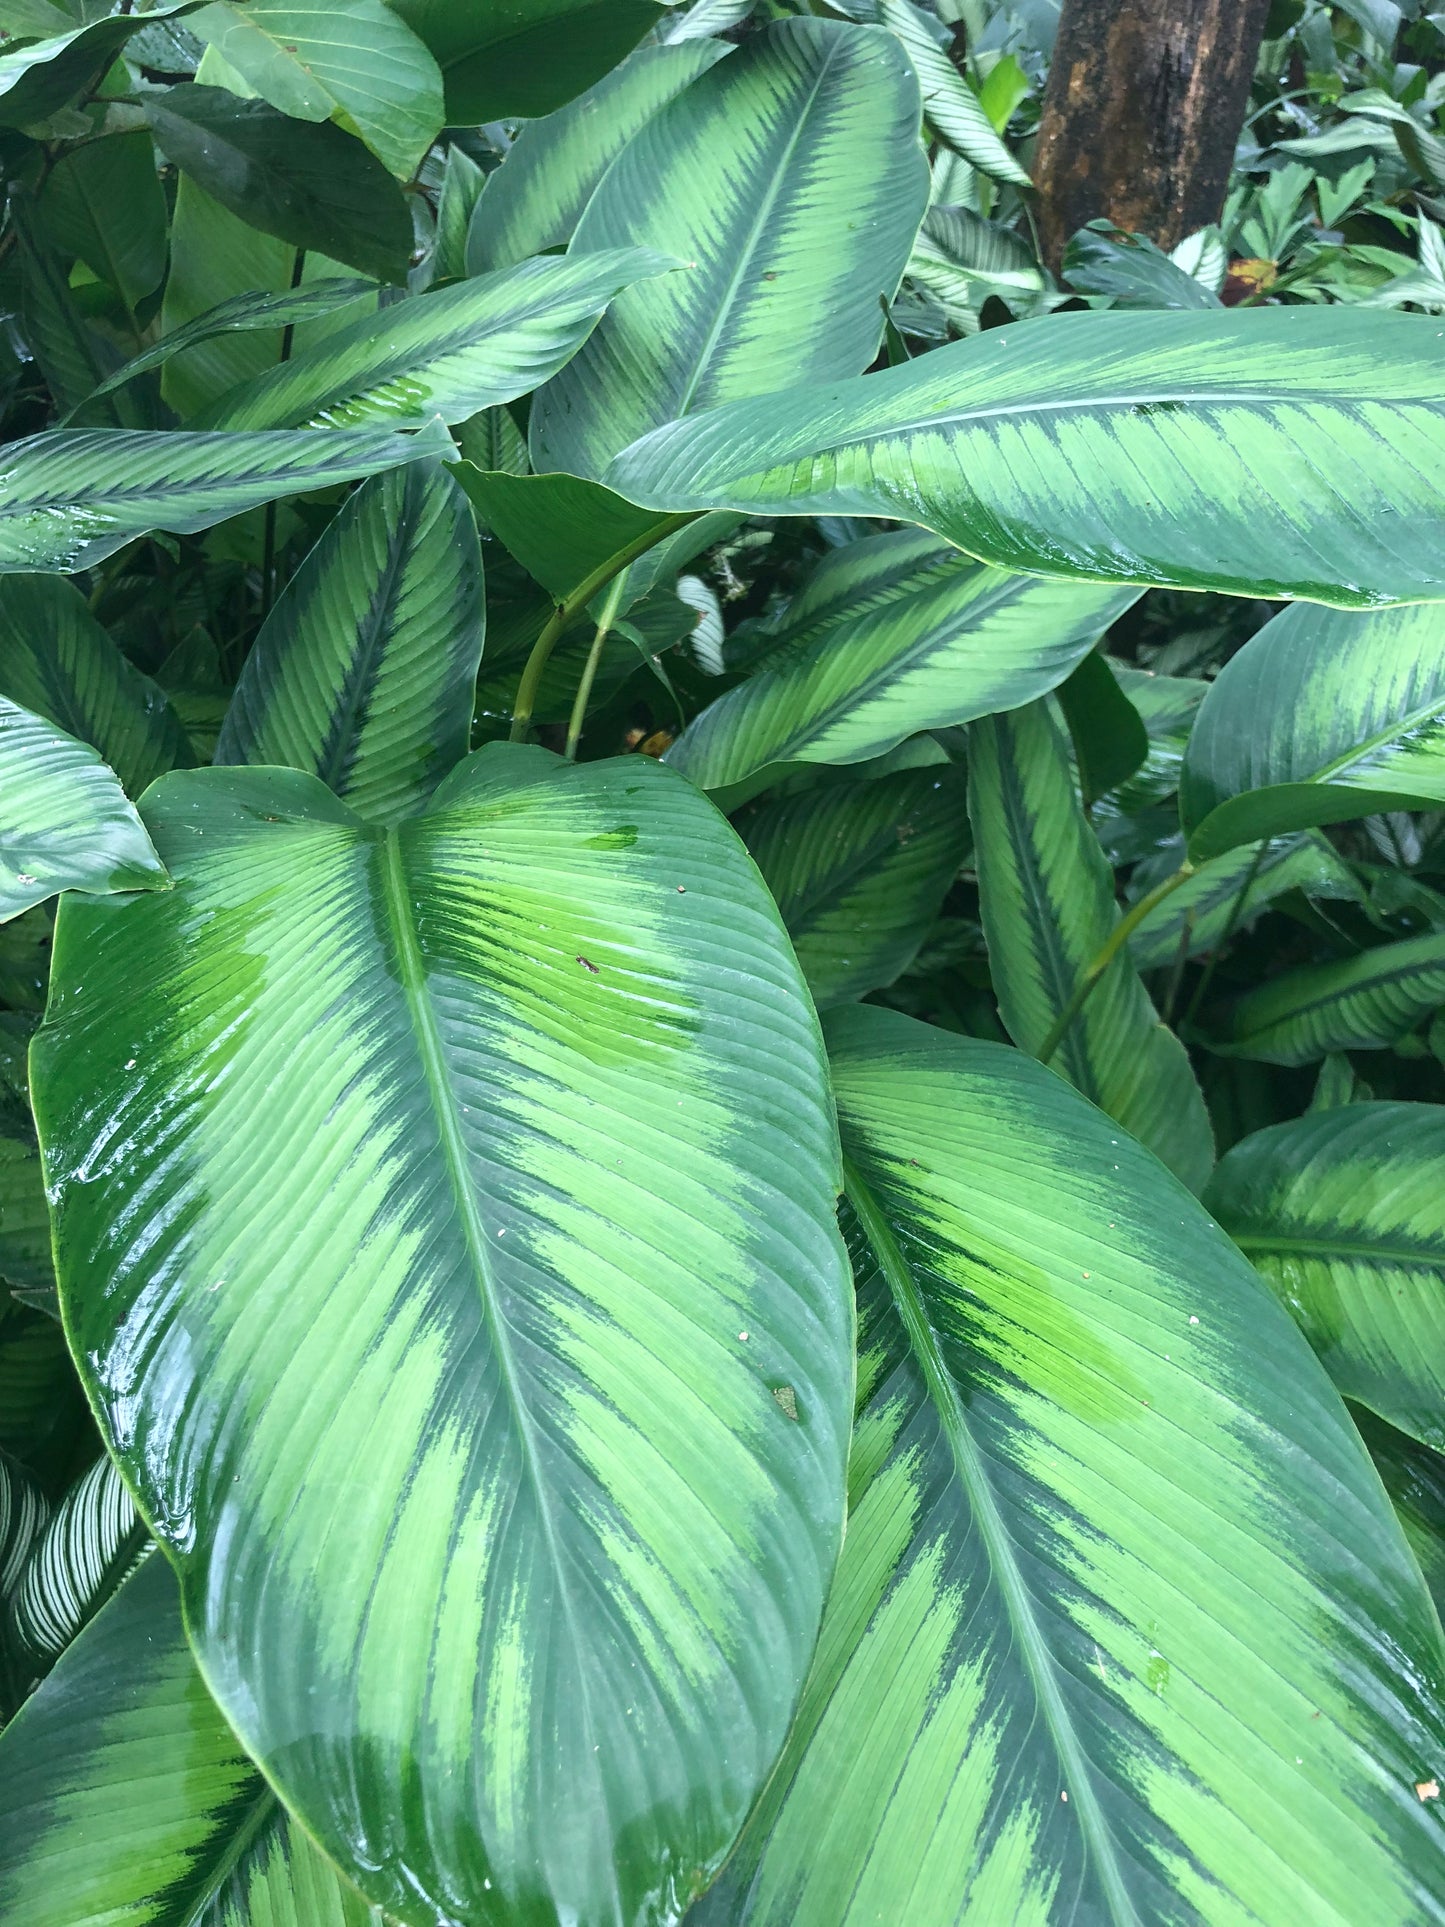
[
  {"x1": 0, "y1": 1448, "x2": 47, "y2": 1601},
  {"x1": 692, "y1": 1006, "x2": 1445, "y2": 1927},
  {"x1": 606, "y1": 308, "x2": 1445, "y2": 607},
  {"x1": 0, "y1": 1551, "x2": 388, "y2": 1927},
  {"x1": 1205, "y1": 1104, "x2": 1445, "y2": 1452},
  {"x1": 0, "y1": 698, "x2": 166, "y2": 923},
  {"x1": 1127, "y1": 835, "x2": 1360, "y2": 971},
  {"x1": 1182, "y1": 600, "x2": 1445, "y2": 859},
  {"x1": 529, "y1": 19, "x2": 929, "y2": 479},
  {"x1": 0, "y1": 420, "x2": 453, "y2": 575},
  {"x1": 742, "y1": 765, "x2": 970, "y2": 1008},
  {"x1": 968, "y1": 699, "x2": 1215, "y2": 1190},
  {"x1": 5, "y1": 1454, "x2": 147, "y2": 1678},
  {"x1": 31, "y1": 747, "x2": 852, "y2": 1927},
  {"x1": 667, "y1": 529, "x2": 1139, "y2": 790},
  {"x1": 878, "y1": 0, "x2": 1029, "y2": 185},
  {"x1": 216, "y1": 464, "x2": 485, "y2": 824},
  {"x1": 1216, "y1": 930, "x2": 1445, "y2": 1063},
  {"x1": 201, "y1": 250, "x2": 675, "y2": 432}
]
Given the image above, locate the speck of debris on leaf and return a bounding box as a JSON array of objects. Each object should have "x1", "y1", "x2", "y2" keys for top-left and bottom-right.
[
  {"x1": 772, "y1": 1385, "x2": 798, "y2": 1421},
  {"x1": 1417, "y1": 1779, "x2": 1440, "y2": 1802},
  {"x1": 576, "y1": 956, "x2": 599, "y2": 974}
]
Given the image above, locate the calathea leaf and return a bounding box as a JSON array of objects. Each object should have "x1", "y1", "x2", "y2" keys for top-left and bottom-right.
[
  {"x1": 30, "y1": 747, "x2": 853, "y2": 1927},
  {"x1": 0, "y1": 3, "x2": 198, "y2": 127},
  {"x1": 968, "y1": 698, "x2": 1215, "y2": 1190},
  {"x1": 199, "y1": 248, "x2": 676, "y2": 432},
  {"x1": 0, "y1": 419, "x2": 453, "y2": 575},
  {"x1": 742, "y1": 764, "x2": 971, "y2": 1009},
  {"x1": 1358, "y1": 1410, "x2": 1445, "y2": 1625},
  {"x1": 606, "y1": 308, "x2": 1445, "y2": 607},
  {"x1": 388, "y1": 0, "x2": 666, "y2": 123},
  {"x1": 1053, "y1": 649, "x2": 1149, "y2": 804},
  {"x1": 693, "y1": 1004, "x2": 1445, "y2": 1927},
  {"x1": 4, "y1": 1452, "x2": 146, "y2": 1681},
  {"x1": 1181, "y1": 600, "x2": 1445, "y2": 859},
  {"x1": 878, "y1": 0, "x2": 1030, "y2": 186},
  {"x1": 216, "y1": 463, "x2": 485, "y2": 824},
  {"x1": 1204, "y1": 1103, "x2": 1445, "y2": 1452},
  {"x1": 1126, "y1": 833, "x2": 1361, "y2": 971},
  {"x1": 0, "y1": 1447, "x2": 46, "y2": 1601},
  {"x1": 1214, "y1": 930, "x2": 1445, "y2": 1063},
  {"x1": 0, "y1": 1551, "x2": 389, "y2": 1927},
  {"x1": 529, "y1": 17, "x2": 930, "y2": 479},
  {"x1": 0, "y1": 698, "x2": 166, "y2": 924},
  {"x1": 433, "y1": 143, "x2": 486, "y2": 283},
  {"x1": 465, "y1": 39, "x2": 731, "y2": 275},
  {"x1": 667, "y1": 530, "x2": 1139, "y2": 791}
]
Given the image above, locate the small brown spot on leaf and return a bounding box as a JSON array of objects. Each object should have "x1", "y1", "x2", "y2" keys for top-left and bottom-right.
[
  {"x1": 771, "y1": 1385, "x2": 798, "y2": 1421},
  {"x1": 576, "y1": 956, "x2": 600, "y2": 974}
]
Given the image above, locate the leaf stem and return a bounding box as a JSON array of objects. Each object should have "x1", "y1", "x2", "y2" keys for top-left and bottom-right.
[
  {"x1": 565, "y1": 573, "x2": 628, "y2": 760},
  {"x1": 1037, "y1": 861, "x2": 1196, "y2": 1065},
  {"x1": 508, "y1": 512, "x2": 693, "y2": 742},
  {"x1": 260, "y1": 247, "x2": 307, "y2": 622}
]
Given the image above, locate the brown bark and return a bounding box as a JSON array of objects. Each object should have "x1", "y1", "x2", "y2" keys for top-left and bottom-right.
[{"x1": 1032, "y1": 0, "x2": 1272, "y2": 270}]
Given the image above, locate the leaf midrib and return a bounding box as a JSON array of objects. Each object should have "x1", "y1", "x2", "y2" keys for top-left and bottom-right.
[
  {"x1": 841, "y1": 1149, "x2": 1143, "y2": 1927},
  {"x1": 1234, "y1": 1232, "x2": 1445, "y2": 1267}
]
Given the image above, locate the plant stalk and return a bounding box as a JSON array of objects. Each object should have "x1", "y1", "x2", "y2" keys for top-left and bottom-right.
[
  {"x1": 1037, "y1": 861, "x2": 1196, "y2": 1065},
  {"x1": 565, "y1": 574, "x2": 628, "y2": 760}
]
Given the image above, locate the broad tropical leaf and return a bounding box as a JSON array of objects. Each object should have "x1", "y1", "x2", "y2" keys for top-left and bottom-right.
[
  {"x1": 31, "y1": 747, "x2": 852, "y2": 1927},
  {"x1": 878, "y1": 0, "x2": 1030, "y2": 186},
  {"x1": 0, "y1": 419, "x2": 451, "y2": 574},
  {"x1": 216, "y1": 463, "x2": 485, "y2": 824},
  {"x1": 389, "y1": 0, "x2": 665, "y2": 122},
  {"x1": 692, "y1": 1005, "x2": 1445, "y2": 1927},
  {"x1": 606, "y1": 308, "x2": 1445, "y2": 607},
  {"x1": 465, "y1": 40, "x2": 730, "y2": 274},
  {"x1": 4, "y1": 1453, "x2": 145, "y2": 1680},
  {"x1": 188, "y1": 0, "x2": 445, "y2": 180},
  {"x1": 199, "y1": 248, "x2": 675, "y2": 432},
  {"x1": 667, "y1": 530, "x2": 1138, "y2": 790},
  {"x1": 969, "y1": 699, "x2": 1214, "y2": 1189},
  {"x1": 1215, "y1": 931, "x2": 1445, "y2": 1063},
  {"x1": 529, "y1": 18, "x2": 929, "y2": 479},
  {"x1": 1054, "y1": 649, "x2": 1149, "y2": 804},
  {"x1": 1127, "y1": 834, "x2": 1360, "y2": 970},
  {"x1": 40, "y1": 131, "x2": 168, "y2": 317},
  {"x1": 458, "y1": 464, "x2": 685, "y2": 600},
  {"x1": 0, "y1": 573, "x2": 192, "y2": 795},
  {"x1": 0, "y1": 699, "x2": 166, "y2": 924},
  {"x1": 0, "y1": 4, "x2": 196, "y2": 127},
  {"x1": 0, "y1": 1551, "x2": 388, "y2": 1927},
  {"x1": 742, "y1": 765, "x2": 970, "y2": 1008},
  {"x1": 1204, "y1": 1103, "x2": 1445, "y2": 1451},
  {"x1": 1182, "y1": 600, "x2": 1445, "y2": 859},
  {"x1": 1359, "y1": 1409, "x2": 1445, "y2": 1623}
]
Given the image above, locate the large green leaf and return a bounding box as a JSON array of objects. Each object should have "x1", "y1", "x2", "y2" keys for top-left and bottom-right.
[
  {"x1": 606, "y1": 308, "x2": 1445, "y2": 607},
  {"x1": 0, "y1": 573, "x2": 192, "y2": 795},
  {"x1": 0, "y1": 419, "x2": 451, "y2": 574},
  {"x1": 1127, "y1": 834, "x2": 1361, "y2": 971},
  {"x1": 31, "y1": 747, "x2": 852, "y2": 1927},
  {"x1": 529, "y1": 18, "x2": 929, "y2": 480},
  {"x1": 4, "y1": 1452, "x2": 146, "y2": 1682},
  {"x1": 692, "y1": 1005, "x2": 1445, "y2": 1927},
  {"x1": 0, "y1": 1128, "x2": 49, "y2": 1310},
  {"x1": 458, "y1": 464, "x2": 683, "y2": 601},
  {"x1": 668, "y1": 530, "x2": 1138, "y2": 791},
  {"x1": 1204, "y1": 1103, "x2": 1445, "y2": 1452},
  {"x1": 878, "y1": 0, "x2": 1029, "y2": 186},
  {"x1": 742, "y1": 765, "x2": 970, "y2": 1008},
  {"x1": 388, "y1": 0, "x2": 666, "y2": 122},
  {"x1": 466, "y1": 40, "x2": 730, "y2": 275},
  {"x1": 0, "y1": 3, "x2": 195, "y2": 126},
  {"x1": 1181, "y1": 600, "x2": 1445, "y2": 859},
  {"x1": 0, "y1": 1551, "x2": 388, "y2": 1927},
  {"x1": 216, "y1": 463, "x2": 485, "y2": 824},
  {"x1": 40, "y1": 130, "x2": 168, "y2": 317},
  {"x1": 189, "y1": 0, "x2": 444, "y2": 180},
  {"x1": 0, "y1": 698, "x2": 166, "y2": 924},
  {"x1": 1215, "y1": 931, "x2": 1445, "y2": 1063},
  {"x1": 969, "y1": 699, "x2": 1214, "y2": 1189},
  {"x1": 1360, "y1": 1410, "x2": 1445, "y2": 1624},
  {"x1": 199, "y1": 248, "x2": 674, "y2": 432}
]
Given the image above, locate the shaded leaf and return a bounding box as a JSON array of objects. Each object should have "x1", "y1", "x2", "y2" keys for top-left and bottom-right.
[
  {"x1": 389, "y1": 0, "x2": 666, "y2": 123},
  {"x1": 1128, "y1": 834, "x2": 1361, "y2": 971},
  {"x1": 0, "y1": 3, "x2": 196, "y2": 126},
  {"x1": 40, "y1": 130, "x2": 168, "y2": 316},
  {"x1": 879, "y1": 0, "x2": 1030, "y2": 186},
  {"x1": 1359, "y1": 1409, "x2": 1445, "y2": 1626},
  {"x1": 1215, "y1": 932, "x2": 1445, "y2": 1063},
  {"x1": 1054, "y1": 648, "x2": 1148, "y2": 805},
  {"x1": 4, "y1": 1452, "x2": 145, "y2": 1678}
]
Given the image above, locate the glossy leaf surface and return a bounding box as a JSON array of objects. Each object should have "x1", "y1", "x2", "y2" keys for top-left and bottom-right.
[
  {"x1": 1205, "y1": 1103, "x2": 1445, "y2": 1451},
  {"x1": 32, "y1": 748, "x2": 852, "y2": 1927},
  {"x1": 529, "y1": 19, "x2": 929, "y2": 479},
  {"x1": 694, "y1": 1005, "x2": 1445, "y2": 1927},
  {"x1": 389, "y1": 0, "x2": 665, "y2": 122},
  {"x1": 216, "y1": 463, "x2": 485, "y2": 824},
  {"x1": 607, "y1": 308, "x2": 1445, "y2": 606},
  {"x1": 1216, "y1": 931, "x2": 1445, "y2": 1063},
  {"x1": 969, "y1": 700, "x2": 1214, "y2": 1189}
]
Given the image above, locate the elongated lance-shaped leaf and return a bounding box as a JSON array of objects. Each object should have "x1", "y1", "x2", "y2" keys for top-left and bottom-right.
[
  {"x1": 529, "y1": 18, "x2": 929, "y2": 480},
  {"x1": 968, "y1": 699, "x2": 1214, "y2": 1189},
  {"x1": 216, "y1": 464, "x2": 485, "y2": 824},
  {"x1": 0, "y1": 698, "x2": 166, "y2": 924},
  {"x1": 0, "y1": 1447, "x2": 46, "y2": 1599},
  {"x1": 0, "y1": 1552, "x2": 389, "y2": 1927},
  {"x1": 0, "y1": 1129, "x2": 50, "y2": 1309},
  {"x1": 1359, "y1": 1410, "x2": 1445, "y2": 1626},
  {"x1": 466, "y1": 40, "x2": 730, "y2": 274},
  {"x1": 1204, "y1": 1103, "x2": 1445, "y2": 1453},
  {"x1": 606, "y1": 307, "x2": 1445, "y2": 607},
  {"x1": 742, "y1": 765, "x2": 970, "y2": 1008},
  {"x1": 669, "y1": 532, "x2": 1138, "y2": 790},
  {"x1": 5, "y1": 1453, "x2": 147, "y2": 1681},
  {"x1": 434, "y1": 143, "x2": 485, "y2": 282},
  {"x1": 1215, "y1": 929, "x2": 1445, "y2": 1063},
  {"x1": 1182, "y1": 600, "x2": 1445, "y2": 859},
  {"x1": 1127, "y1": 834, "x2": 1361, "y2": 971},
  {"x1": 30, "y1": 747, "x2": 852, "y2": 1927},
  {"x1": 0, "y1": 573, "x2": 192, "y2": 795},
  {"x1": 0, "y1": 2, "x2": 198, "y2": 126},
  {"x1": 693, "y1": 1005, "x2": 1445, "y2": 1927},
  {"x1": 0, "y1": 420, "x2": 452, "y2": 575},
  {"x1": 200, "y1": 249, "x2": 676, "y2": 432},
  {"x1": 878, "y1": 0, "x2": 1030, "y2": 185}
]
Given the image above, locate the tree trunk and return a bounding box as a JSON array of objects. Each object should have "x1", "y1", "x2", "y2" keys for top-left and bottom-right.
[{"x1": 1032, "y1": 0, "x2": 1271, "y2": 270}]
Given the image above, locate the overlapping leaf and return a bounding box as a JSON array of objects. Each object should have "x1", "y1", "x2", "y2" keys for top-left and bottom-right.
[
  {"x1": 1216, "y1": 931, "x2": 1445, "y2": 1062},
  {"x1": 1360, "y1": 1410, "x2": 1445, "y2": 1623},
  {"x1": 1128, "y1": 834, "x2": 1360, "y2": 970},
  {"x1": 4, "y1": 1453, "x2": 145, "y2": 1681},
  {"x1": 389, "y1": 0, "x2": 666, "y2": 122},
  {"x1": 0, "y1": 3, "x2": 197, "y2": 126}
]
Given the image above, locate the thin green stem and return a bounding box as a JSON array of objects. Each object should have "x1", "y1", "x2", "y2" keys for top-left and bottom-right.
[
  {"x1": 260, "y1": 247, "x2": 306, "y2": 623},
  {"x1": 565, "y1": 573, "x2": 628, "y2": 760},
  {"x1": 508, "y1": 513, "x2": 693, "y2": 742},
  {"x1": 1037, "y1": 861, "x2": 1196, "y2": 1066}
]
